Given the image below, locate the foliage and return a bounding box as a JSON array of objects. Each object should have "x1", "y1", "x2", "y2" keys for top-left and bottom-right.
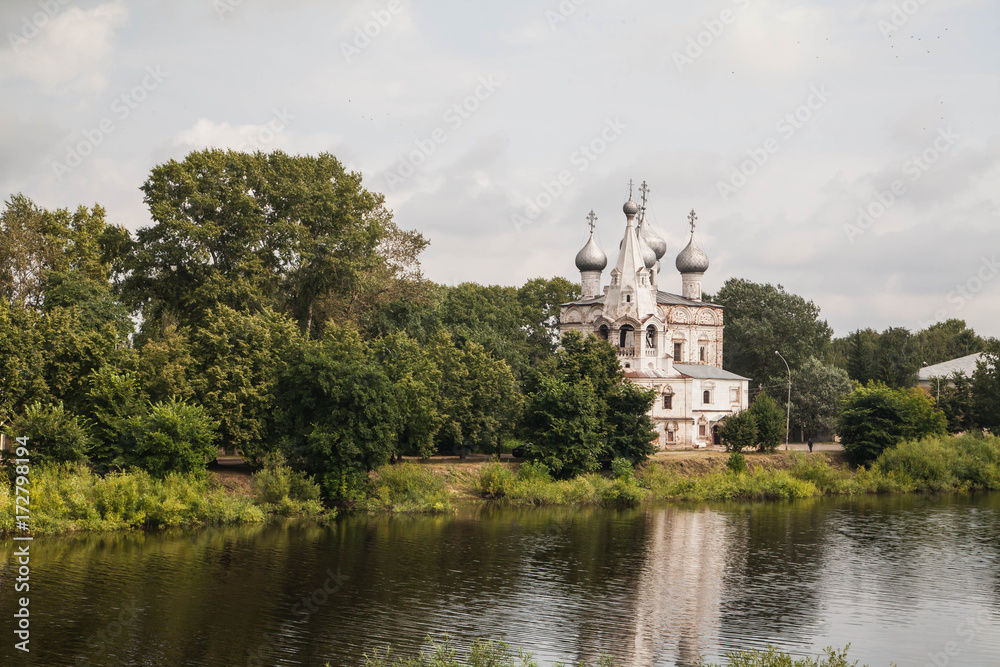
[
  {"x1": 748, "y1": 393, "x2": 785, "y2": 452},
  {"x1": 610, "y1": 457, "x2": 634, "y2": 480},
  {"x1": 126, "y1": 398, "x2": 218, "y2": 476},
  {"x1": 696, "y1": 644, "x2": 869, "y2": 667},
  {"x1": 913, "y1": 319, "x2": 985, "y2": 365},
  {"x1": 712, "y1": 278, "x2": 833, "y2": 383},
  {"x1": 373, "y1": 332, "x2": 443, "y2": 458},
  {"x1": 971, "y1": 339, "x2": 1000, "y2": 433},
  {"x1": 521, "y1": 331, "x2": 655, "y2": 478},
  {"x1": 9, "y1": 402, "x2": 93, "y2": 465},
  {"x1": 873, "y1": 433, "x2": 1000, "y2": 492},
  {"x1": 726, "y1": 451, "x2": 747, "y2": 474},
  {"x1": 718, "y1": 409, "x2": 757, "y2": 453},
  {"x1": 363, "y1": 463, "x2": 452, "y2": 513},
  {"x1": 82, "y1": 367, "x2": 143, "y2": 468},
  {"x1": 788, "y1": 357, "x2": 854, "y2": 437},
  {"x1": 474, "y1": 462, "x2": 645, "y2": 508},
  {"x1": 251, "y1": 453, "x2": 326, "y2": 515},
  {"x1": 638, "y1": 463, "x2": 816, "y2": 501},
  {"x1": 0, "y1": 464, "x2": 264, "y2": 535},
  {"x1": 837, "y1": 382, "x2": 947, "y2": 465}
]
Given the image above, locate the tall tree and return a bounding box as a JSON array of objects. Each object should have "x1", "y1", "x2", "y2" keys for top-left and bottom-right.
[
  {"x1": 788, "y1": 357, "x2": 854, "y2": 438},
  {"x1": 712, "y1": 278, "x2": 833, "y2": 383},
  {"x1": 914, "y1": 319, "x2": 985, "y2": 365}
]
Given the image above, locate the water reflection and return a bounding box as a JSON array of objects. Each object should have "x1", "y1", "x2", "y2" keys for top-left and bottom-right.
[{"x1": 0, "y1": 495, "x2": 998, "y2": 667}]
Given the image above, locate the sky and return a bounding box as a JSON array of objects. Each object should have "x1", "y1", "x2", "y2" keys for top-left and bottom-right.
[{"x1": 1, "y1": 0, "x2": 998, "y2": 338}]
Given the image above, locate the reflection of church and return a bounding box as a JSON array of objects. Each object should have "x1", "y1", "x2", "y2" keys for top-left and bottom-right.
[{"x1": 559, "y1": 183, "x2": 749, "y2": 448}]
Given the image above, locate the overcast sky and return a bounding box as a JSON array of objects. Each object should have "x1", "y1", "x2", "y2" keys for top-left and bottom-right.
[{"x1": 2, "y1": 0, "x2": 998, "y2": 337}]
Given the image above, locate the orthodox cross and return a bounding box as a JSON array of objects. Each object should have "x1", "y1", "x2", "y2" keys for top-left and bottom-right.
[
  {"x1": 627, "y1": 178, "x2": 635, "y2": 199},
  {"x1": 688, "y1": 209, "x2": 698, "y2": 233},
  {"x1": 639, "y1": 181, "x2": 650, "y2": 209},
  {"x1": 586, "y1": 209, "x2": 598, "y2": 233}
]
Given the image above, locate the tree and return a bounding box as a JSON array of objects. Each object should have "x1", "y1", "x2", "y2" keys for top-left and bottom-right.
[
  {"x1": 841, "y1": 328, "x2": 879, "y2": 385},
  {"x1": 521, "y1": 331, "x2": 655, "y2": 477},
  {"x1": 875, "y1": 327, "x2": 919, "y2": 388},
  {"x1": 126, "y1": 398, "x2": 218, "y2": 476},
  {"x1": 10, "y1": 402, "x2": 93, "y2": 466},
  {"x1": 789, "y1": 357, "x2": 854, "y2": 438},
  {"x1": 126, "y1": 149, "x2": 426, "y2": 334},
  {"x1": 748, "y1": 392, "x2": 785, "y2": 452},
  {"x1": 372, "y1": 332, "x2": 443, "y2": 458},
  {"x1": 914, "y1": 319, "x2": 985, "y2": 366},
  {"x1": 712, "y1": 278, "x2": 833, "y2": 383},
  {"x1": 719, "y1": 409, "x2": 758, "y2": 453},
  {"x1": 936, "y1": 371, "x2": 976, "y2": 433},
  {"x1": 837, "y1": 382, "x2": 947, "y2": 465},
  {"x1": 972, "y1": 339, "x2": 1000, "y2": 433},
  {"x1": 517, "y1": 276, "x2": 581, "y2": 361}
]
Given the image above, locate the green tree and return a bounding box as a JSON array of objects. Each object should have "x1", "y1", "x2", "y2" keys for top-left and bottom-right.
[
  {"x1": 748, "y1": 392, "x2": 785, "y2": 452},
  {"x1": 521, "y1": 331, "x2": 655, "y2": 477},
  {"x1": 126, "y1": 398, "x2": 217, "y2": 476},
  {"x1": 841, "y1": 328, "x2": 879, "y2": 384},
  {"x1": 713, "y1": 278, "x2": 833, "y2": 383},
  {"x1": 10, "y1": 402, "x2": 93, "y2": 465},
  {"x1": 719, "y1": 409, "x2": 758, "y2": 453},
  {"x1": 82, "y1": 368, "x2": 143, "y2": 468},
  {"x1": 789, "y1": 357, "x2": 854, "y2": 438},
  {"x1": 875, "y1": 326, "x2": 919, "y2": 388},
  {"x1": 972, "y1": 339, "x2": 1000, "y2": 433},
  {"x1": 914, "y1": 319, "x2": 985, "y2": 365},
  {"x1": 372, "y1": 332, "x2": 443, "y2": 458},
  {"x1": 936, "y1": 371, "x2": 976, "y2": 433},
  {"x1": 837, "y1": 382, "x2": 947, "y2": 465}
]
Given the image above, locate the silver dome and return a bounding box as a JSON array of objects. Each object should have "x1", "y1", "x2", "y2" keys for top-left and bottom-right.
[
  {"x1": 675, "y1": 235, "x2": 709, "y2": 273},
  {"x1": 638, "y1": 234, "x2": 657, "y2": 269},
  {"x1": 638, "y1": 221, "x2": 667, "y2": 260},
  {"x1": 575, "y1": 233, "x2": 608, "y2": 272},
  {"x1": 623, "y1": 199, "x2": 640, "y2": 216}
]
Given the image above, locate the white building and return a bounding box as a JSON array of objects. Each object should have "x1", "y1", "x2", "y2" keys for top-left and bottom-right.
[{"x1": 559, "y1": 188, "x2": 749, "y2": 449}]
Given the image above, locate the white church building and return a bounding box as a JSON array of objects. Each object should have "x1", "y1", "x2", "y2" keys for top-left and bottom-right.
[{"x1": 559, "y1": 184, "x2": 749, "y2": 449}]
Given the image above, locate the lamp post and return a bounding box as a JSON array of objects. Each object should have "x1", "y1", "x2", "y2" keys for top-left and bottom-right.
[
  {"x1": 775, "y1": 350, "x2": 791, "y2": 451},
  {"x1": 922, "y1": 362, "x2": 940, "y2": 404}
]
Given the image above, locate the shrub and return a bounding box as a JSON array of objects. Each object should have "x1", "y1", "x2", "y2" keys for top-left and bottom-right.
[
  {"x1": 697, "y1": 644, "x2": 868, "y2": 667},
  {"x1": 838, "y1": 382, "x2": 946, "y2": 465},
  {"x1": 748, "y1": 393, "x2": 785, "y2": 452},
  {"x1": 127, "y1": 398, "x2": 217, "y2": 476},
  {"x1": 477, "y1": 462, "x2": 515, "y2": 498},
  {"x1": 364, "y1": 463, "x2": 452, "y2": 513},
  {"x1": 873, "y1": 433, "x2": 1000, "y2": 492},
  {"x1": 726, "y1": 451, "x2": 747, "y2": 474},
  {"x1": 10, "y1": 402, "x2": 93, "y2": 465},
  {"x1": 610, "y1": 457, "x2": 635, "y2": 481},
  {"x1": 252, "y1": 454, "x2": 324, "y2": 515},
  {"x1": 719, "y1": 409, "x2": 757, "y2": 453}
]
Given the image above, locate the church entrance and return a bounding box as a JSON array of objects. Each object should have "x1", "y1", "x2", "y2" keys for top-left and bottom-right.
[{"x1": 712, "y1": 425, "x2": 721, "y2": 446}]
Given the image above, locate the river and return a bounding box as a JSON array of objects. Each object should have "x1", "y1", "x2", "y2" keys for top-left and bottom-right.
[{"x1": 2, "y1": 493, "x2": 998, "y2": 666}]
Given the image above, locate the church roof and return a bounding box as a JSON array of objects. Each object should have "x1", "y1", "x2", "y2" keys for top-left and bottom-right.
[
  {"x1": 672, "y1": 364, "x2": 749, "y2": 381},
  {"x1": 918, "y1": 353, "x2": 984, "y2": 380},
  {"x1": 561, "y1": 291, "x2": 723, "y2": 308}
]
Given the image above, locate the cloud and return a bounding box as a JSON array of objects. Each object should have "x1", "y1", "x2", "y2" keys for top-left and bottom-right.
[{"x1": 1, "y1": 1, "x2": 128, "y2": 93}]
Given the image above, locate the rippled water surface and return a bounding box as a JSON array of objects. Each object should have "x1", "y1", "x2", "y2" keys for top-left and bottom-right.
[{"x1": 2, "y1": 494, "x2": 999, "y2": 666}]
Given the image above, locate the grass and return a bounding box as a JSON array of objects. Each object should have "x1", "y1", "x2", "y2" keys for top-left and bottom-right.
[
  {"x1": 474, "y1": 461, "x2": 647, "y2": 508},
  {"x1": 361, "y1": 462, "x2": 454, "y2": 513}
]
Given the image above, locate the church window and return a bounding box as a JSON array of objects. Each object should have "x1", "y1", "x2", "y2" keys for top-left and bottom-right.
[
  {"x1": 625, "y1": 294, "x2": 631, "y2": 302},
  {"x1": 598, "y1": 325, "x2": 609, "y2": 341},
  {"x1": 703, "y1": 390, "x2": 711, "y2": 405},
  {"x1": 699, "y1": 346, "x2": 706, "y2": 361},
  {"x1": 730, "y1": 386, "x2": 739, "y2": 402},
  {"x1": 699, "y1": 424, "x2": 707, "y2": 437},
  {"x1": 666, "y1": 430, "x2": 674, "y2": 442},
  {"x1": 662, "y1": 394, "x2": 672, "y2": 409},
  {"x1": 673, "y1": 342, "x2": 682, "y2": 360}
]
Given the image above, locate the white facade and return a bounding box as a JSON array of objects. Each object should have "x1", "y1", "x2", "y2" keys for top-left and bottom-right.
[{"x1": 560, "y1": 194, "x2": 749, "y2": 449}]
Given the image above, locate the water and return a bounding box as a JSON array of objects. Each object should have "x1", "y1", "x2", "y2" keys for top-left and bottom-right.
[{"x1": 2, "y1": 494, "x2": 998, "y2": 667}]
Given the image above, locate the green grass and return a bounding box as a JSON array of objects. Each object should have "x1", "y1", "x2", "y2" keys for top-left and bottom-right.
[
  {"x1": 362, "y1": 462, "x2": 453, "y2": 513},
  {"x1": 0, "y1": 463, "x2": 266, "y2": 534},
  {"x1": 474, "y1": 462, "x2": 646, "y2": 508}
]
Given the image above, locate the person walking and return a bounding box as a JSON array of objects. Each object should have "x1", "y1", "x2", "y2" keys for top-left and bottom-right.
[{"x1": 807, "y1": 438, "x2": 813, "y2": 453}]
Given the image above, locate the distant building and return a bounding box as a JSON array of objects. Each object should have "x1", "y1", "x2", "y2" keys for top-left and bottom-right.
[
  {"x1": 918, "y1": 352, "x2": 984, "y2": 397},
  {"x1": 559, "y1": 185, "x2": 749, "y2": 449}
]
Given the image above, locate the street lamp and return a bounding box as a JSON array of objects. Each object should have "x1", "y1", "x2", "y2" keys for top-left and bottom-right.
[
  {"x1": 922, "y1": 361, "x2": 940, "y2": 404},
  {"x1": 775, "y1": 350, "x2": 791, "y2": 451}
]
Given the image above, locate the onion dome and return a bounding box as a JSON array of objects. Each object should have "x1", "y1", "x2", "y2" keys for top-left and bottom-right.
[
  {"x1": 623, "y1": 198, "x2": 640, "y2": 217},
  {"x1": 675, "y1": 235, "x2": 709, "y2": 273},
  {"x1": 638, "y1": 235, "x2": 656, "y2": 269},
  {"x1": 639, "y1": 221, "x2": 667, "y2": 260},
  {"x1": 575, "y1": 232, "x2": 608, "y2": 272}
]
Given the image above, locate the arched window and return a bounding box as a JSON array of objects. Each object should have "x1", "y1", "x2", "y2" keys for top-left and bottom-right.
[
  {"x1": 646, "y1": 325, "x2": 657, "y2": 352},
  {"x1": 703, "y1": 390, "x2": 711, "y2": 405},
  {"x1": 619, "y1": 324, "x2": 634, "y2": 349},
  {"x1": 598, "y1": 324, "x2": 609, "y2": 341}
]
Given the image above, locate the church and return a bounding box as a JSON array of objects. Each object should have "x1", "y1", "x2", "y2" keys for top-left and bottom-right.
[{"x1": 558, "y1": 183, "x2": 749, "y2": 449}]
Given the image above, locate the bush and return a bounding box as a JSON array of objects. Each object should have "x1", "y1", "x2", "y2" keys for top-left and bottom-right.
[
  {"x1": 748, "y1": 393, "x2": 785, "y2": 452},
  {"x1": 697, "y1": 644, "x2": 868, "y2": 667},
  {"x1": 838, "y1": 382, "x2": 946, "y2": 465},
  {"x1": 610, "y1": 457, "x2": 635, "y2": 481},
  {"x1": 10, "y1": 402, "x2": 93, "y2": 465},
  {"x1": 364, "y1": 463, "x2": 452, "y2": 513},
  {"x1": 726, "y1": 451, "x2": 747, "y2": 474},
  {"x1": 873, "y1": 433, "x2": 1000, "y2": 492},
  {"x1": 127, "y1": 398, "x2": 218, "y2": 476},
  {"x1": 477, "y1": 462, "x2": 515, "y2": 498},
  {"x1": 719, "y1": 409, "x2": 757, "y2": 453},
  {"x1": 252, "y1": 454, "x2": 324, "y2": 515}
]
